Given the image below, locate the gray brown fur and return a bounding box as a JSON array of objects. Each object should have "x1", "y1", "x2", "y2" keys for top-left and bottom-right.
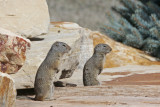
[
  {"x1": 34, "y1": 41, "x2": 71, "y2": 101},
  {"x1": 83, "y1": 44, "x2": 112, "y2": 86}
]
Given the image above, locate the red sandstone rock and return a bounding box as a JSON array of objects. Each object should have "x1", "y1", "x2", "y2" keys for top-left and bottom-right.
[{"x1": 0, "y1": 28, "x2": 30, "y2": 74}]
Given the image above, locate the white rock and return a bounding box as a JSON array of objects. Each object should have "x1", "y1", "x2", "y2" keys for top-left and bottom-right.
[{"x1": 0, "y1": 0, "x2": 50, "y2": 38}]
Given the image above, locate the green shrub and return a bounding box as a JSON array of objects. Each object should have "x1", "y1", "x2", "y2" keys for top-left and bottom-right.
[{"x1": 102, "y1": 0, "x2": 160, "y2": 59}]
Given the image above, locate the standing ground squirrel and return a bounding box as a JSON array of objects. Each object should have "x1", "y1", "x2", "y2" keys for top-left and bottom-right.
[
  {"x1": 83, "y1": 44, "x2": 112, "y2": 86},
  {"x1": 34, "y1": 41, "x2": 71, "y2": 101}
]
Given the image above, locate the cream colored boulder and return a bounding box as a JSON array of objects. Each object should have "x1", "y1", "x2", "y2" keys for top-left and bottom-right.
[
  {"x1": 0, "y1": 0, "x2": 50, "y2": 38},
  {"x1": 11, "y1": 22, "x2": 160, "y2": 89},
  {"x1": 0, "y1": 28, "x2": 30, "y2": 74},
  {"x1": 0, "y1": 72, "x2": 16, "y2": 107}
]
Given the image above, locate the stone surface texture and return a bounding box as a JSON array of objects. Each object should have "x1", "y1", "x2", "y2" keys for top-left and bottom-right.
[
  {"x1": 10, "y1": 22, "x2": 160, "y2": 89},
  {"x1": 0, "y1": 28, "x2": 30, "y2": 74},
  {"x1": 0, "y1": 72, "x2": 16, "y2": 107},
  {"x1": 0, "y1": 0, "x2": 50, "y2": 38}
]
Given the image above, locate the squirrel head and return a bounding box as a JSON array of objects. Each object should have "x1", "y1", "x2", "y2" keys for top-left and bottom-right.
[
  {"x1": 51, "y1": 41, "x2": 71, "y2": 53},
  {"x1": 94, "y1": 44, "x2": 112, "y2": 55}
]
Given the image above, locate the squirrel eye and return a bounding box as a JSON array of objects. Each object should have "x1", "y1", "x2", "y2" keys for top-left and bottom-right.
[
  {"x1": 62, "y1": 44, "x2": 66, "y2": 47},
  {"x1": 103, "y1": 45, "x2": 106, "y2": 47}
]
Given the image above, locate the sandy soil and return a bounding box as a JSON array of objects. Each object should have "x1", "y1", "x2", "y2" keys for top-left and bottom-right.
[
  {"x1": 16, "y1": 66, "x2": 160, "y2": 107},
  {"x1": 16, "y1": 85, "x2": 160, "y2": 107},
  {"x1": 103, "y1": 73, "x2": 160, "y2": 85}
]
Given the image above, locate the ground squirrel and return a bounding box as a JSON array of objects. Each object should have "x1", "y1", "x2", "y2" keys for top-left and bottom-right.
[
  {"x1": 34, "y1": 41, "x2": 71, "y2": 101},
  {"x1": 83, "y1": 44, "x2": 112, "y2": 86}
]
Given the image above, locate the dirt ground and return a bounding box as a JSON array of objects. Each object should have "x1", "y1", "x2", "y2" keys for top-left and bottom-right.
[
  {"x1": 16, "y1": 86, "x2": 160, "y2": 107},
  {"x1": 16, "y1": 66, "x2": 160, "y2": 107}
]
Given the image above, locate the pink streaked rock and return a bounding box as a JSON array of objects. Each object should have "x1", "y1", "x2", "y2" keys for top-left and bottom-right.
[{"x1": 0, "y1": 28, "x2": 30, "y2": 74}]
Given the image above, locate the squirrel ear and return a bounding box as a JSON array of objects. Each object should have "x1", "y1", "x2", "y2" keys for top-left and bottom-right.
[{"x1": 54, "y1": 41, "x2": 59, "y2": 47}]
